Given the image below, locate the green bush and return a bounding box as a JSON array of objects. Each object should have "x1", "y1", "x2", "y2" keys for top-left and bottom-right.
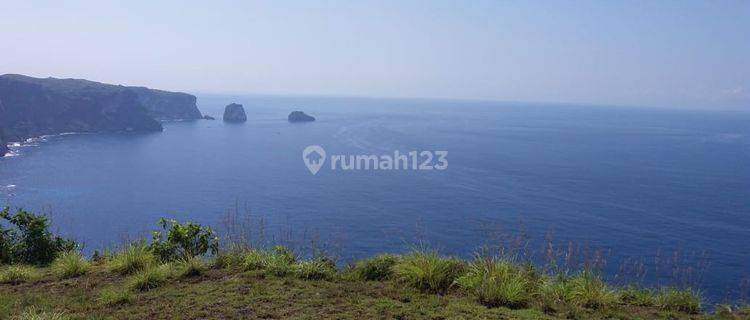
[
  {"x1": 567, "y1": 271, "x2": 619, "y2": 309},
  {"x1": 348, "y1": 253, "x2": 399, "y2": 281},
  {"x1": 393, "y1": 250, "x2": 465, "y2": 294},
  {"x1": 655, "y1": 287, "x2": 701, "y2": 314},
  {"x1": 295, "y1": 258, "x2": 337, "y2": 280},
  {"x1": 0, "y1": 208, "x2": 77, "y2": 265},
  {"x1": 0, "y1": 265, "x2": 37, "y2": 284},
  {"x1": 129, "y1": 263, "x2": 175, "y2": 291},
  {"x1": 50, "y1": 251, "x2": 90, "y2": 279},
  {"x1": 98, "y1": 286, "x2": 133, "y2": 306},
  {"x1": 149, "y1": 218, "x2": 219, "y2": 262},
  {"x1": 108, "y1": 242, "x2": 155, "y2": 275},
  {"x1": 454, "y1": 258, "x2": 535, "y2": 308}
]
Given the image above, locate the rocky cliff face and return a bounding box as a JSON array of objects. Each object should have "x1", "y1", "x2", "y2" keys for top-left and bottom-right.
[
  {"x1": 0, "y1": 74, "x2": 202, "y2": 121},
  {"x1": 223, "y1": 103, "x2": 247, "y2": 122},
  {"x1": 0, "y1": 74, "x2": 200, "y2": 155}
]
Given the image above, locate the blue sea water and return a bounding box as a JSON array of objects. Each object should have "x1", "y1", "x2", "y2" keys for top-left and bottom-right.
[{"x1": 1, "y1": 95, "x2": 749, "y2": 301}]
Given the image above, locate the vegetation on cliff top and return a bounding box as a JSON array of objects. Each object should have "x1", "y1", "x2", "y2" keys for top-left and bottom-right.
[{"x1": 0, "y1": 208, "x2": 748, "y2": 319}]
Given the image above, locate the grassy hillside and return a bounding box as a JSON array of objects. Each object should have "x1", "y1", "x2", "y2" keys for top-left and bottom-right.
[{"x1": 1, "y1": 209, "x2": 748, "y2": 319}]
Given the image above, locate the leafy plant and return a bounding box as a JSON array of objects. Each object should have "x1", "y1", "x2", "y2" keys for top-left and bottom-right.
[
  {"x1": 51, "y1": 251, "x2": 90, "y2": 279},
  {"x1": 149, "y1": 218, "x2": 219, "y2": 262},
  {"x1": 393, "y1": 250, "x2": 465, "y2": 294},
  {"x1": 0, "y1": 207, "x2": 77, "y2": 265}
]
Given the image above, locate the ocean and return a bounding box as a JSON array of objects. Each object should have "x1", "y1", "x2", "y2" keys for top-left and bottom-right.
[{"x1": 1, "y1": 94, "x2": 748, "y2": 301}]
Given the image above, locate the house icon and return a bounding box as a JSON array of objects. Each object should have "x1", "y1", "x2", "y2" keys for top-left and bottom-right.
[{"x1": 306, "y1": 150, "x2": 323, "y2": 165}]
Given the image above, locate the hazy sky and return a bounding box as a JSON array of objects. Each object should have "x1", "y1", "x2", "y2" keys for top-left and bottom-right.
[{"x1": 1, "y1": 0, "x2": 748, "y2": 109}]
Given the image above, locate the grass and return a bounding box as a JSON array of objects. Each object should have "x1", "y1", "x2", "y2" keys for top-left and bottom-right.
[
  {"x1": 14, "y1": 307, "x2": 69, "y2": 320},
  {"x1": 567, "y1": 270, "x2": 619, "y2": 309},
  {"x1": 454, "y1": 257, "x2": 535, "y2": 308},
  {"x1": 108, "y1": 242, "x2": 155, "y2": 275},
  {"x1": 50, "y1": 251, "x2": 90, "y2": 279},
  {"x1": 0, "y1": 265, "x2": 37, "y2": 284},
  {"x1": 97, "y1": 286, "x2": 133, "y2": 306},
  {"x1": 392, "y1": 250, "x2": 465, "y2": 294},
  {"x1": 128, "y1": 263, "x2": 175, "y2": 291},
  {"x1": 294, "y1": 258, "x2": 337, "y2": 280},
  {"x1": 177, "y1": 257, "x2": 207, "y2": 278},
  {"x1": 620, "y1": 285, "x2": 656, "y2": 307},
  {"x1": 655, "y1": 287, "x2": 702, "y2": 314},
  {"x1": 347, "y1": 253, "x2": 399, "y2": 281},
  {"x1": 240, "y1": 246, "x2": 296, "y2": 276}
]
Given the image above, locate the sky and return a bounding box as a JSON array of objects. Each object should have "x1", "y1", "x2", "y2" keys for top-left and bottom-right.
[{"x1": 1, "y1": 0, "x2": 748, "y2": 109}]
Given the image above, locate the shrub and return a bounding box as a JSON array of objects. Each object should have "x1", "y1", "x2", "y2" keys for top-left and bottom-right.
[
  {"x1": 619, "y1": 285, "x2": 655, "y2": 307},
  {"x1": 655, "y1": 287, "x2": 701, "y2": 314},
  {"x1": 454, "y1": 258, "x2": 535, "y2": 308},
  {"x1": 0, "y1": 265, "x2": 37, "y2": 284},
  {"x1": 393, "y1": 250, "x2": 465, "y2": 294},
  {"x1": 149, "y1": 218, "x2": 219, "y2": 262},
  {"x1": 295, "y1": 258, "x2": 337, "y2": 280},
  {"x1": 241, "y1": 249, "x2": 267, "y2": 271},
  {"x1": 98, "y1": 286, "x2": 133, "y2": 306},
  {"x1": 349, "y1": 253, "x2": 399, "y2": 281},
  {"x1": 129, "y1": 263, "x2": 175, "y2": 291},
  {"x1": 50, "y1": 251, "x2": 90, "y2": 279},
  {"x1": 0, "y1": 207, "x2": 77, "y2": 265},
  {"x1": 567, "y1": 271, "x2": 619, "y2": 309},
  {"x1": 108, "y1": 242, "x2": 155, "y2": 275},
  {"x1": 14, "y1": 307, "x2": 69, "y2": 320},
  {"x1": 177, "y1": 256, "x2": 207, "y2": 278}
]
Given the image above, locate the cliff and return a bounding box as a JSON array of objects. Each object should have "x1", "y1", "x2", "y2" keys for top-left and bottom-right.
[
  {"x1": 0, "y1": 74, "x2": 201, "y2": 121},
  {"x1": 0, "y1": 74, "x2": 202, "y2": 156}
]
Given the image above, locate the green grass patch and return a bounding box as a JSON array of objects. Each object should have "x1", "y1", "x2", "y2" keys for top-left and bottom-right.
[
  {"x1": 567, "y1": 271, "x2": 619, "y2": 309},
  {"x1": 108, "y1": 242, "x2": 155, "y2": 275},
  {"x1": 294, "y1": 258, "x2": 337, "y2": 280},
  {"x1": 348, "y1": 253, "x2": 399, "y2": 281},
  {"x1": 392, "y1": 250, "x2": 465, "y2": 294},
  {"x1": 97, "y1": 286, "x2": 133, "y2": 306},
  {"x1": 655, "y1": 287, "x2": 701, "y2": 314},
  {"x1": 0, "y1": 265, "x2": 37, "y2": 284},
  {"x1": 454, "y1": 257, "x2": 535, "y2": 308},
  {"x1": 50, "y1": 251, "x2": 90, "y2": 279},
  {"x1": 128, "y1": 263, "x2": 175, "y2": 291}
]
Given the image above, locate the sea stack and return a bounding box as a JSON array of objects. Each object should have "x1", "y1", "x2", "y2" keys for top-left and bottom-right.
[
  {"x1": 223, "y1": 103, "x2": 247, "y2": 122},
  {"x1": 202, "y1": 115, "x2": 216, "y2": 120},
  {"x1": 288, "y1": 111, "x2": 315, "y2": 122}
]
